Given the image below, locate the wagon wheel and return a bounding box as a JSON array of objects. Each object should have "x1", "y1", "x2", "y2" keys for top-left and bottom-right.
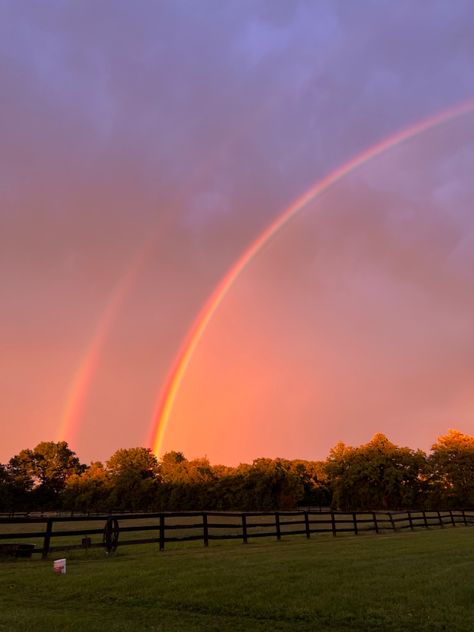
[{"x1": 103, "y1": 517, "x2": 120, "y2": 553}]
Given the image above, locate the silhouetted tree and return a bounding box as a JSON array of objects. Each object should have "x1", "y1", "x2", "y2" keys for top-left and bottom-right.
[
  {"x1": 0, "y1": 463, "x2": 16, "y2": 512},
  {"x1": 8, "y1": 441, "x2": 83, "y2": 509}
]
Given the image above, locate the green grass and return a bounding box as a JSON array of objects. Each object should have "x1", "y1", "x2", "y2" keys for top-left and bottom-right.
[{"x1": 1, "y1": 528, "x2": 473, "y2": 631}]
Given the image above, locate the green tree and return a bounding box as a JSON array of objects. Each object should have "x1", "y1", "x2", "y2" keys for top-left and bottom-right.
[
  {"x1": 429, "y1": 429, "x2": 474, "y2": 508},
  {"x1": 288, "y1": 459, "x2": 332, "y2": 508},
  {"x1": 106, "y1": 448, "x2": 160, "y2": 511},
  {"x1": 62, "y1": 462, "x2": 110, "y2": 512},
  {"x1": 326, "y1": 434, "x2": 427, "y2": 510},
  {"x1": 234, "y1": 458, "x2": 304, "y2": 510}
]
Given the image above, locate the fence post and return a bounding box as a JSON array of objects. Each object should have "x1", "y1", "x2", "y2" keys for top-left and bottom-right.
[
  {"x1": 242, "y1": 514, "x2": 248, "y2": 544},
  {"x1": 438, "y1": 511, "x2": 444, "y2": 528},
  {"x1": 304, "y1": 511, "x2": 311, "y2": 539},
  {"x1": 388, "y1": 512, "x2": 396, "y2": 532},
  {"x1": 42, "y1": 518, "x2": 53, "y2": 559},
  {"x1": 275, "y1": 512, "x2": 281, "y2": 541},
  {"x1": 422, "y1": 510, "x2": 428, "y2": 529},
  {"x1": 203, "y1": 512, "x2": 209, "y2": 547},
  {"x1": 331, "y1": 512, "x2": 337, "y2": 537},
  {"x1": 449, "y1": 510, "x2": 456, "y2": 527},
  {"x1": 373, "y1": 512, "x2": 379, "y2": 534},
  {"x1": 159, "y1": 514, "x2": 165, "y2": 551},
  {"x1": 408, "y1": 511, "x2": 414, "y2": 531},
  {"x1": 462, "y1": 509, "x2": 467, "y2": 526},
  {"x1": 353, "y1": 512, "x2": 359, "y2": 535}
]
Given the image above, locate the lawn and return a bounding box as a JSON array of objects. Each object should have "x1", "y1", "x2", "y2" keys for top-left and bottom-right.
[{"x1": 1, "y1": 527, "x2": 473, "y2": 631}]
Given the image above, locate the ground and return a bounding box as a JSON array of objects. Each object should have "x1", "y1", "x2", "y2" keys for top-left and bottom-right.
[{"x1": 1, "y1": 527, "x2": 473, "y2": 631}]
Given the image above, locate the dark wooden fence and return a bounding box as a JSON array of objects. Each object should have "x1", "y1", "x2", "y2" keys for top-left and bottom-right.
[{"x1": 1, "y1": 509, "x2": 473, "y2": 558}]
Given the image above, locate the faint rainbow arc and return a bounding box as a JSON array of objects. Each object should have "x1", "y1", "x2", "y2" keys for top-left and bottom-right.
[
  {"x1": 56, "y1": 248, "x2": 149, "y2": 444},
  {"x1": 57, "y1": 95, "x2": 275, "y2": 446},
  {"x1": 149, "y1": 99, "x2": 474, "y2": 456}
]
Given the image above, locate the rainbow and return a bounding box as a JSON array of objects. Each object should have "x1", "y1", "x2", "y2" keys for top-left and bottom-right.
[
  {"x1": 56, "y1": 248, "x2": 150, "y2": 445},
  {"x1": 149, "y1": 99, "x2": 474, "y2": 456},
  {"x1": 56, "y1": 108, "x2": 270, "y2": 446}
]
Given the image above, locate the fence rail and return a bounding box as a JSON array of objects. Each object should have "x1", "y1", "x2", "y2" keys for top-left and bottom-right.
[{"x1": 0, "y1": 509, "x2": 472, "y2": 558}]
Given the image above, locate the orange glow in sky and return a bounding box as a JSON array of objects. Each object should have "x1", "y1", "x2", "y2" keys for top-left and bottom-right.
[
  {"x1": 2, "y1": 4, "x2": 473, "y2": 464},
  {"x1": 149, "y1": 102, "x2": 474, "y2": 462}
]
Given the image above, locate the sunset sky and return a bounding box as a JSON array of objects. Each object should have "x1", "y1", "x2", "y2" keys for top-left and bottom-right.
[{"x1": 1, "y1": 1, "x2": 473, "y2": 465}]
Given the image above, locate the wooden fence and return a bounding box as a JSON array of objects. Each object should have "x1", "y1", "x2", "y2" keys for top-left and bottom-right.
[{"x1": 1, "y1": 509, "x2": 473, "y2": 558}]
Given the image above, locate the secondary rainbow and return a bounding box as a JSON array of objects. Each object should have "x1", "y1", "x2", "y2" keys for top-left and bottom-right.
[
  {"x1": 56, "y1": 115, "x2": 266, "y2": 446},
  {"x1": 56, "y1": 248, "x2": 150, "y2": 445},
  {"x1": 149, "y1": 99, "x2": 474, "y2": 456}
]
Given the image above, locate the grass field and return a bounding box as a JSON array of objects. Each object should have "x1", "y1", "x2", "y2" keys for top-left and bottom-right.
[{"x1": 1, "y1": 528, "x2": 473, "y2": 631}]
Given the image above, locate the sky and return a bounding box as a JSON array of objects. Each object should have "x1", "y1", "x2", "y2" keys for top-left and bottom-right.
[{"x1": 1, "y1": 1, "x2": 473, "y2": 465}]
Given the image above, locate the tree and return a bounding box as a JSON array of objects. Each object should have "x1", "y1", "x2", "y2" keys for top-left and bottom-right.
[
  {"x1": 160, "y1": 452, "x2": 188, "y2": 484},
  {"x1": 0, "y1": 463, "x2": 15, "y2": 511},
  {"x1": 8, "y1": 441, "x2": 83, "y2": 508},
  {"x1": 7, "y1": 451, "x2": 35, "y2": 508},
  {"x1": 234, "y1": 458, "x2": 304, "y2": 510},
  {"x1": 326, "y1": 434, "x2": 427, "y2": 510},
  {"x1": 288, "y1": 459, "x2": 332, "y2": 508},
  {"x1": 62, "y1": 462, "x2": 110, "y2": 512},
  {"x1": 107, "y1": 447, "x2": 159, "y2": 477},
  {"x1": 429, "y1": 429, "x2": 474, "y2": 508},
  {"x1": 106, "y1": 448, "x2": 160, "y2": 511}
]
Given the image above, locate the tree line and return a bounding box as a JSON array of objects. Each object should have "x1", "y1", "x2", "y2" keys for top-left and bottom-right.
[{"x1": 0, "y1": 430, "x2": 472, "y2": 513}]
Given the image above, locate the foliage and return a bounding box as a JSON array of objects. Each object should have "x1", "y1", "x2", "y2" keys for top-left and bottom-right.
[
  {"x1": 326, "y1": 433, "x2": 428, "y2": 510},
  {"x1": 0, "y1": 464, "x2": 15, "y2": 511},
  {"x1": 62, "y1": 462, "x2": 110, "y2": 513},
  {"x1": 105, "y1": 448, "x2": 160, "y2": 511},
  {"x1": 428, "y1": 429, "x2": 474, "y2": 508},
  {"x1": 1, "y1": 430, "x2": 473, "y2": 512},
  {"x1": 6, "y1": 441, "x2": 83, "y2": 509}
]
